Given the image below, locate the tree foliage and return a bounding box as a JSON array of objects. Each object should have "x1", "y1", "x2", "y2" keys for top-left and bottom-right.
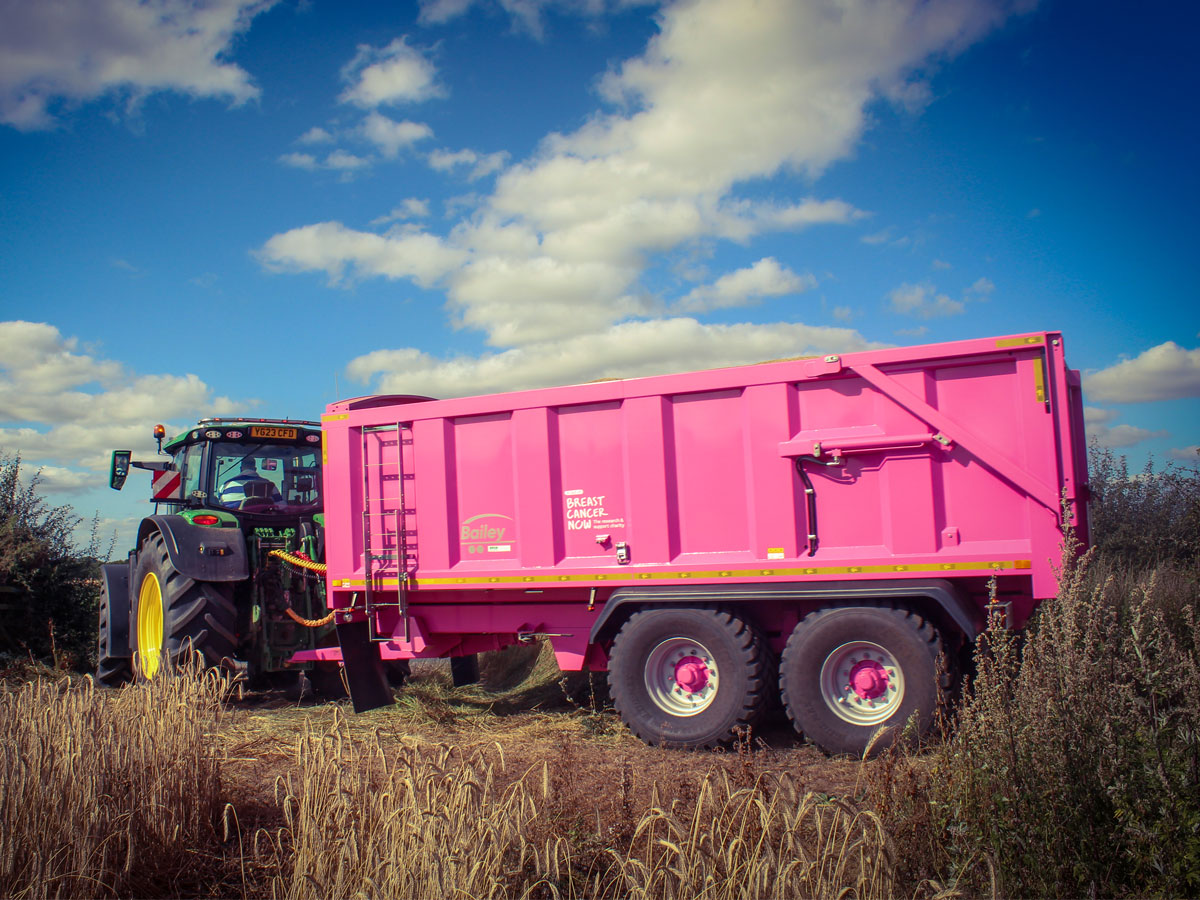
[
  {"x1": 1087, "y1": 444, "x2": 1200, "y2": 567},
  {"x1": 0, "y1": 454, "x2": 107, "y2": 667}
]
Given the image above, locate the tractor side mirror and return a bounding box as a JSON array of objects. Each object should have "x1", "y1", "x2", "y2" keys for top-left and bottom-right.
[{"x1": 110, "y1": 450, "x2": 131, "y2": 490}]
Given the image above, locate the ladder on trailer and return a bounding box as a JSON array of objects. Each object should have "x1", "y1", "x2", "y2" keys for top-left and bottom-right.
[{"x1": 360, "y1": 423, "x2": 415, "y2": 642}]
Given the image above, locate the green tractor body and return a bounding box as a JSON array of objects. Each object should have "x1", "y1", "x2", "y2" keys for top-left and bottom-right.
[{"x1": 97, "y1": 418, "x2": 338, "y2": 689}]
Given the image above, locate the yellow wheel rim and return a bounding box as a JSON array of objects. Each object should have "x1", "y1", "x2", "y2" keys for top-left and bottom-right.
[{"x1": 136, "y1": 572, "x2": 164, "y2": 679}]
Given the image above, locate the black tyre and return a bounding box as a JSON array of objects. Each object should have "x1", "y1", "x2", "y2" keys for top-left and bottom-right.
[
  {"x1": 780, "y1": 605, "x2": 947, "y2": 757},
  {"x1": 386, "y1": 659, "x2": 412, "y2": 687},
  {"x1": 608, "y1": 607, "x2": 768, "y2": 749},
  {"x1": 132, "y1": 531, "x2": 238, "y2": 679},
  {"x1": 96, "y1": 575, "x2": 132, "y2": 687},
  {"x1": 306, "y1": 662, "x2": 348, "y2": 699}
]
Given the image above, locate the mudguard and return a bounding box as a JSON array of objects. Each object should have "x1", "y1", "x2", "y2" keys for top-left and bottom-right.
[
  {"x1": 588, "y1": 578, "x2": 983, "y2": 645},
  {"x1": 336, "y1": 619, "x2": 393, "y2": 712},
  {"x1": 99, "y1": 561, "x2": 132, "y2": 657},
  {"x1": 135, "y1": 515, "x2": 249, "y2": 582}
]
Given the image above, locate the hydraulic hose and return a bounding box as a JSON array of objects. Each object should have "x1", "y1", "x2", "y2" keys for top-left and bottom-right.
[
  {"x1": 268, "y1": 549, "x2": 334, "y2": 627},
  {"x1": 268, "y1": 549, "x2": 327, "y2": 573}
]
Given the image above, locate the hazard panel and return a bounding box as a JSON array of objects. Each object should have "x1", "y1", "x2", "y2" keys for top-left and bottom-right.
[{"x1": 152, "y1": 469, "x2": 183, "y2": 500}]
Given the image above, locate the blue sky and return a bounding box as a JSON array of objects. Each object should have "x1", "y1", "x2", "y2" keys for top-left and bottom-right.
[{"x1": 1, "y1": 0, "x2": 1197, "y2": 552}]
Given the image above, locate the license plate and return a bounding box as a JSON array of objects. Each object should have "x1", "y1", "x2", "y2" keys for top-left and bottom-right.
[{"x1": 250, "y1": 426, "x2": 296, "y2": 440}]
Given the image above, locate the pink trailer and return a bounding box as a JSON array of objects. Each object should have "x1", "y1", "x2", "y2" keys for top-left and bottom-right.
[{"x1": 312, "y1": 331, "x2": 1088, "y2": 754}]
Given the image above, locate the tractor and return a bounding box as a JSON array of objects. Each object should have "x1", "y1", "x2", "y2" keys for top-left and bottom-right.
[{"x1": 97, "y1": 417, "x2": 348, "y2": 693}]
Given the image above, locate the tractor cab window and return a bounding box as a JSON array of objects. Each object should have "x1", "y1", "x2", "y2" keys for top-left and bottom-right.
[
  {"x1": 182, "y1": 444, "x2": 204, "y2": 501},
  {"x1": 209, "y1": 442, "x2": 322, "y2": 514}
]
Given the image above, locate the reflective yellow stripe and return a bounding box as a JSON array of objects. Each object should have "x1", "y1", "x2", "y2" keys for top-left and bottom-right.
[
  {"x1": 1032, "y1": 356, "x2": 1047, "y2": 403},
  {"x1": 319, "y1": 415, "x2": 346, "y2": 465},
  {"x1": 996, "y1": 335, "x2": 1045, "y2": 348},
  {"x1": 329, "y1": 559, "x2": 1032, "y2": 588}
]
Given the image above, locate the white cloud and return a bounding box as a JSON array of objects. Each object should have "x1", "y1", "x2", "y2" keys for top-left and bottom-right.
[
  {"x1": 361, "y1": 112, "x2": 433, "y2": 158},
  {"x1": 715, "y1": 198, "x2": 865, "y2": 242},
  {"x1": 0, "y1": 0, "x2": 273, "y2": 130},
  {"x1": 339, "y1": 37, "x2": 442, "y2": 108},
  {"x1": 298, "y1": 126, "x2": 334, "y2": 144},
  {"x1": 1083, "y1": 406, "x2": 1168, "y2": 449},
  {"x1": 279, "y1": 148, "x2": 375, "y2": 175},
  {"x1": 887, "y1": 282, "x2": 965, "y2": 319},
  {"x1": 419, "y1": 0, "x2": 477, "y2": 24},
  {"x1": 0, "y1": 321, "x2": 247, "y2": 474},
  {"x1": 448, "y1": 253, "x2": 646, "y2": 346},
  {"x1": 346, "y1": 317, "x2": 884, "y2": 397},
  {"x1": 417, "y1": 0, "x2": 630, "y2": 39},
  {"x1": 1084, "y1": 342, "x2": 1200, "y2": 404},
  {"x1": 932, "y1": 259, "x2": 952, "y2": 270},
  {"x1": 676, "y1": 258, "x2": 815, "y2": 313},
  {"x1": 279, "y1": 151, "x2": 318, "y2": 170},
  {"x1": 1087, "y1": 422, "x2": 1169, "y2": 449},
  {"x1": 1083, "y1": 406, "x2": 1118, "y2": 426},
  {"x1": 264, "y1": 0, "x2": 1023, "y2": 347},
  {"x1": 1170, "y1": 445, "x2": 1199, "y2": 461},
  {"x1": 20, "y1": 465, "x2": 93, "y2": 495},
  {"x1": 325, "y1": 149, "x2": 371, "y2": 171},
  {"x1": 428, "y1": 147, "x2": 510, "y2": 180},
  {"x1": 371, "y1": 198, "x2": 431, "y2": 225},
  {"x1": 257, "y1": 221, "x2": 468, "y2": 288},
  {"x1": 968, "y1": 277, "x2": 995, "y2": 295}
]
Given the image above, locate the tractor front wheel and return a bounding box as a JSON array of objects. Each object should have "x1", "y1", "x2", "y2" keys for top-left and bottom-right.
[{"x1": 132, "y1": 531, "x2": 238, "y2": 679}]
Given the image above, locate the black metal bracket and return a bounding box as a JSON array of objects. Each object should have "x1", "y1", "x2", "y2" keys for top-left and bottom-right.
[{"x1": 793, "y1": 454, "x2": 842, "y2": 557}]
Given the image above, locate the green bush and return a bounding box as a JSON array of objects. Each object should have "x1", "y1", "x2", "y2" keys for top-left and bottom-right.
[
  {"x1": 0, "y1": 453, "x2": 107, "y2": 668},
  {"x1": 1087, "y1": 444, "x2": 1200, "y2": 567},
  {"x1": 879, "y1": 548, "x2": 1200, "y2": 898}
]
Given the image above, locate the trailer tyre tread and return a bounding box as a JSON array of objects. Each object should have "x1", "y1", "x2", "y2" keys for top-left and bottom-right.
[
  {"x1": 780, "y1": 604, "x2": 948, "y2": 757},
  {"x1": 609, "y1": 607, "x2": 767, "y2": 750}
]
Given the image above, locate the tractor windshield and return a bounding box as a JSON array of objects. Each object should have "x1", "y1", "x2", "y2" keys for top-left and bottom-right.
[{"x1": 210, "y1": 442, "x2": 322, "y2": 514}]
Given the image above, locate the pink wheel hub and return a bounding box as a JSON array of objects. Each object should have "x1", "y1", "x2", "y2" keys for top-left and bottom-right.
[
  {"x1": 674, "y1": 656, "x2": 710, "y2": 693},
  {"x1": 848, "y1": 659, "x2": 889, "y2": 700}
]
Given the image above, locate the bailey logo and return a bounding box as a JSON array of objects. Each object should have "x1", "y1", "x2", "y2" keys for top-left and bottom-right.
[{"x1": 460, "y1": 513, "x2": 516, "y2": 555}]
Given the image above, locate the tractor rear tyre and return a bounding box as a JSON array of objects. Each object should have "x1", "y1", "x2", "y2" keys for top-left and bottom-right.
[
  {"x1": 608, "y1": 607, "x2": 768, "y2": 749},
  {"x1": 132, "y1": 531, "x2": 238, "y2": 679},
  {"x1": 779, "y1": 605, "x2": 947, "y2": 757},
  {"x1": 97, "y1": 575, "x2": 132, "y2": 687}
]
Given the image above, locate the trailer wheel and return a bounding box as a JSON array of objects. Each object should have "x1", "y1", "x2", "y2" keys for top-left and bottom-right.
[
  {"x1": 609, "y1": 607, "x2": 767, "y2": 749},
  {"x1": 132, "y1": 531, "x2": 238, "y2": 679},
  {"x1": 96, "y1": 576, "x2": 132, "y2": 687},
  {"x1": 780, "y1": 605, "x2": 946, "y2": 757}
]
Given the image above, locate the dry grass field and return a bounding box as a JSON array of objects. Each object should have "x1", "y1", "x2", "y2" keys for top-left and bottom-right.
[{"x1": 1, "y1": 643, "x2": 893, "y2": 900}]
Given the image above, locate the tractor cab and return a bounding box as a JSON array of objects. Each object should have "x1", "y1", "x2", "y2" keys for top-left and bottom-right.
[{"x1": 111, "y1": 418, "x2": 323, "y2": 520}]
